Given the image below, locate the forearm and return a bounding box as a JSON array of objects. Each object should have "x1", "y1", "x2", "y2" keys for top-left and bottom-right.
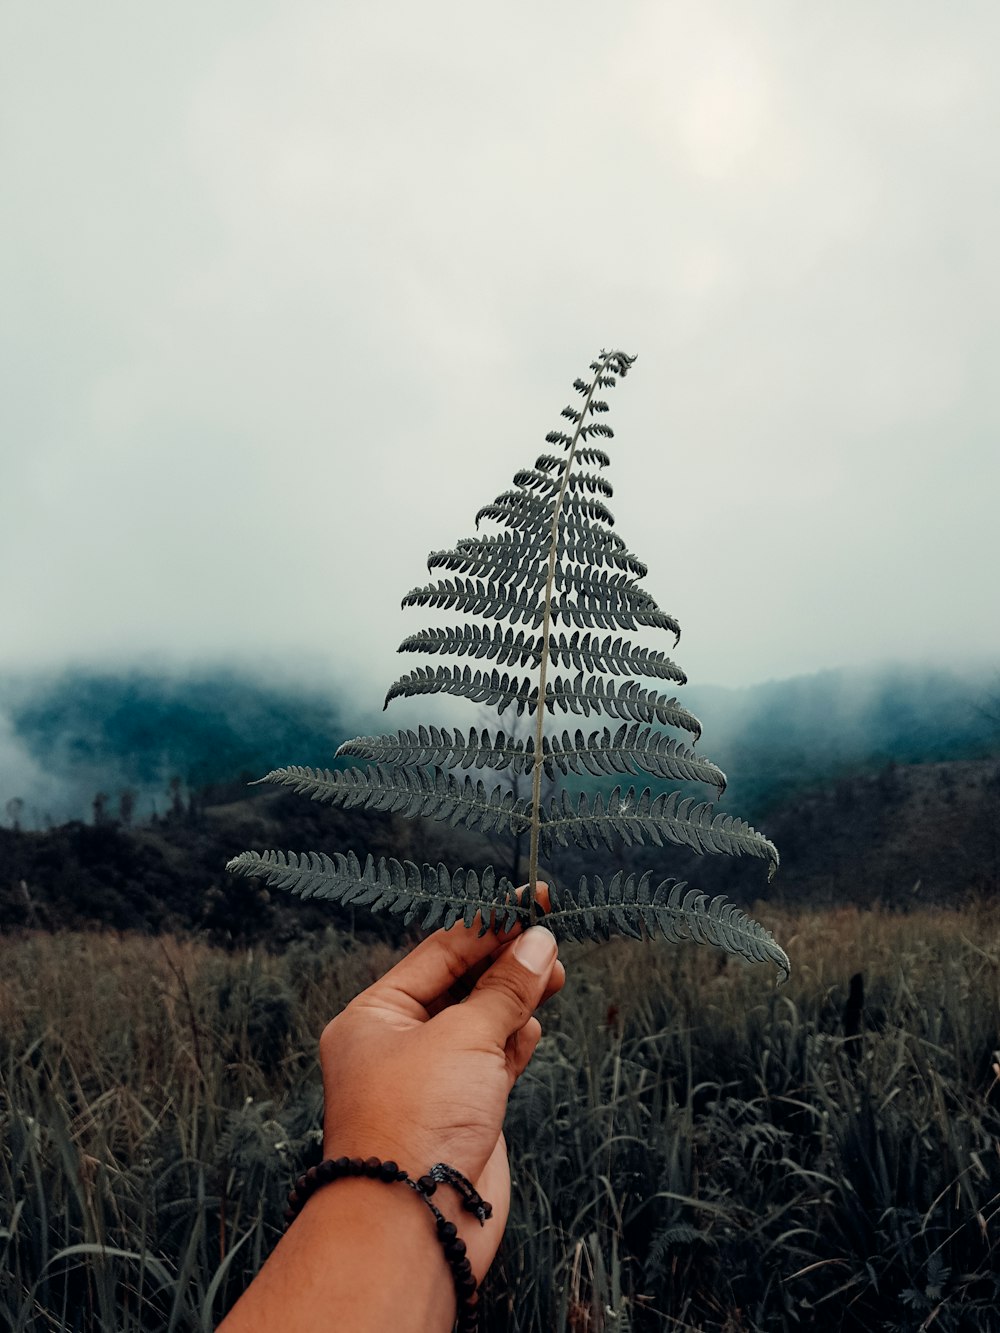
[{"x1": 219, "y1": 1175, "x2": 458, "y2": 1333}]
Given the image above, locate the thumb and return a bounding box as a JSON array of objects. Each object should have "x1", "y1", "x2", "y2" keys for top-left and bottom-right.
[{"x1": 465, "y1": 926, "x2": 558, "y2": 1040}]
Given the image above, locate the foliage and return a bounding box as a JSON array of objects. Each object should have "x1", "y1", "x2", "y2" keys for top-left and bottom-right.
[
  {"x1": 229, "y1": 352, "x2": 786, "y2": 975},
  {"x1": 2, "y1": 906, "x2": 999, "y2": 1331}
]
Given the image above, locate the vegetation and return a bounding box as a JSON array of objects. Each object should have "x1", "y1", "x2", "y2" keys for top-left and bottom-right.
[
  {"x1": 229, "y1": 351, "x2": 789, "y2": 973},
  {"x1": 2, "y1": 904, "x2": 998, "y2": 1331}
]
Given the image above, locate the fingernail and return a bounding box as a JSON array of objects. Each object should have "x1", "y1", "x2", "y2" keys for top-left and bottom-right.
[{"x1": 513, "y1": 926, "x2": 557, "y2": 975}]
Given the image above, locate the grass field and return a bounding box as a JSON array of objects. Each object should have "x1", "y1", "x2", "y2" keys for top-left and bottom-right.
[{"x1": 2, "y1": 904, "x2": 999, "y2": 1331}]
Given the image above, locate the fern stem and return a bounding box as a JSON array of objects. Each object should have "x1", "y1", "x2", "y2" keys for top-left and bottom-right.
[{"x1": 527, "y1": 352, "x2": 618, "y2": 918}]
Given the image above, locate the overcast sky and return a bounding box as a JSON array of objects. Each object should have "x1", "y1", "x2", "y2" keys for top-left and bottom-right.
[{"x1": 2, "y1": 0, "x2": 998, "y2": 706}]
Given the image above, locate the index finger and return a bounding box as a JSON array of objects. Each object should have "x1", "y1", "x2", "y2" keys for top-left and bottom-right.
[{"x1": 370, "y1": 882, "x2": 551, "y2": 1016}]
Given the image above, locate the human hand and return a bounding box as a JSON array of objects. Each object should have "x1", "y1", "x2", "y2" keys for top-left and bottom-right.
[{"x1": 317, "y1": 886, "x2": 565, "y2": 1280}]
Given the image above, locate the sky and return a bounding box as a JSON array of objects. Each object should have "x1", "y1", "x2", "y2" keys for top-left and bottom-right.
[{"x1": 2, "y1": 0, "x2": 998, "y2": 707}]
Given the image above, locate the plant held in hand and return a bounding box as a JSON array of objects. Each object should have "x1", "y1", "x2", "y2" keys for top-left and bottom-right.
[{"x1": 228, "y1": 350, "x2": 789, "y2": 979}]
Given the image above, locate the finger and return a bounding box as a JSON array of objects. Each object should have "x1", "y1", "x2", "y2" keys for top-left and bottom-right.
[
  {"x1": 464, "y1": 926, "x2": 558, "y2": 1041},
  {"x1": 542, "y1": 958, "x2": 566, "y2": 1005},
  {"x1": 436, "y1": 917, "x2": 564, "y2": 1014},
  {"x1": 454, "y1": 944, "x2": 564, "y2": 1014},
  {"x1": 372, "y1": 882, "x2": 550, "y2": 1014},
  {"x1": 506, "y1": 1015, "x2": 542, "y2": 1084}
]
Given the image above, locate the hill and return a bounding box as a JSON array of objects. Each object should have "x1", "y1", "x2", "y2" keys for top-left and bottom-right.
[{"x1": 1, "y1": 755, "x2": 996, "y2": 940}]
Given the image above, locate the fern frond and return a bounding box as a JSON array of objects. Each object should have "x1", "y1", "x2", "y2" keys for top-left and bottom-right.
[
  {"x1": 227, "y1": 850, "x2": 521, "y2": 933},
  {"x1": 338, "y1": 726, "x2": 531, "y2": 774},
  {"x1": 385, "y1": 664, "x2": 535, "y2": 715},
  {"x1": 547, "y1": 633, "x2": 685, "y2": 682},
  {"x1": 337, "y1": 723, "x2": 723, "y2": 792},
  {"x1": 427, "y1": 544, "x2": 548, "y2": 583},
  {"x1": 228, "y1": 347, "x2": 788, "y2": 980},
  {"x1": 402, "y1": 576, "x2": 543, "y2": 626},
  {"x1": 513, "y1": 467, "x2": 614, "y2": 499},
  {"x1": 576, "y1": 446, "x2": 612, "y2": 468},
  {"x1": 478, "y1": 489, "x2": 616, "y2": 531},
  {"x1": 549, "y1": 594, "x2": 680, "y2": 637},
  {"x1": 402, "y1": 571, "x2": 674, "y2": 637},
  {"x1": 544, "y1": 874, "x2": 789, "y2": 978},
  {"x1": 545, "y1": 675, "x2": 702, "y2": 738},
  {"x1": 474, "y1": 500, "x2": 630, "y2": 552},
  {"x1": 535, "y1": 446, "x2": 611, "y2": 472},
  {"x1": 395, "y1": 627, "x2": 685, "y2": 686},
  {"x1": 540, "y1": 788, "x2": 779, "y2": 877},
  {"x1": 430, "y1": 530, "x2": 645, "y2": 579},
  {"x1": 255, "y1": 763, "x2": 531, "y2": 836},
  {"x1": 544, "y1": 725, "x2": 725, "y2": 794},
  {"x1": 384, "y1": 665, "x2": 701, "y2": 737},
  {"x1": 399, "y1": 624, "x2": 542, "y2": 668}
]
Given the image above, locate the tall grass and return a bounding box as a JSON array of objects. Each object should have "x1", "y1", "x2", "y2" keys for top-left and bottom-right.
[{"x1": 1, "y1": 905, "x2": 998, "y2": 1331}]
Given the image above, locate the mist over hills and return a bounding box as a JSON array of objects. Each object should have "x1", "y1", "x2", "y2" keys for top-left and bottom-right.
[
  {"x1": 0, "y1": 660, "x2": 996, "y2": 937},
  {"x1": 0, "y1": 660, "x2": 994, "y2": 829}
]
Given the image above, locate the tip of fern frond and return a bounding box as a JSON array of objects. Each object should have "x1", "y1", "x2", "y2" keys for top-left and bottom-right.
[{"x1": 248, "y1": 773, "x2": 277, "y2": 787}]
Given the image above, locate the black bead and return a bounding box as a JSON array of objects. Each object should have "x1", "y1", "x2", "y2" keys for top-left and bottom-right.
[
  {"x1": 348, "y1": 1157, "x2": 365, "y2": 1174},
  {"x1": 417, "y1": 1174, "x2": 437, "y2": 1195},
  {"x1": 287, "y1": 1190, "x2": 299, "y2": 1207},
  {"x1": 364, "y1": 1156, "x2": 382, "y2": 1176},
  {"x1": 378, "y1": 1159, "x2": 400, "y2": 1181},
  {"x1": 333, "y1": 1156, "x2": 350, "y2": 1173},
  {"x1": 318, "y1": 1160, "x2": 337, "y2": 1183},
  {"x1": 283, "y1": 1207, "x2": 296, "y2": 1223},
  {"x1": 296, "y1": 1174, "x2": 308, "y2": 1192},
  {"x1": 437, "y1": 1220, "x2": 458, "y2": 1241},
  {"x1": 305, "y1": 1165, "x2": 319, "y2": 1183},
  {"x1": 445, "y1": 1237, "x2": 467, "y2": 1259}
]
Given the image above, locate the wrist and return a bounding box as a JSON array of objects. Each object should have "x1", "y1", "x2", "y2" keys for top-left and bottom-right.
[
  {"x1": 292, "y1": 1159, "x2": 484, "y2": 1329},
  {"x1": 312, "y1": 1175, "x2": 459, "y2": 1323},
  {"x1": 230, "y1": 1171, "x2": 458, "y2": 1333}
]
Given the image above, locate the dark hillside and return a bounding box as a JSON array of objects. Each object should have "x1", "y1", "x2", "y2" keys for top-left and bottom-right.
[
  {"x1": 2, "y1": 758, "x2": 997, "y2": 939},
  {"x1": 629, "y1": 757, "x2": 1000, "y2": 908}
]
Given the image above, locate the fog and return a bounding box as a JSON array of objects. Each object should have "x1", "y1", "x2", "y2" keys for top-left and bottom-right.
[{"x1": 3, "y1": 1, "x2": 999, "y2": 697}]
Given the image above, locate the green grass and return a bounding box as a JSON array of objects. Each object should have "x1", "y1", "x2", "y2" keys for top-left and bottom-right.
[{"x1": 2, "y1": 905, "x2": 999, "y2": 1331}]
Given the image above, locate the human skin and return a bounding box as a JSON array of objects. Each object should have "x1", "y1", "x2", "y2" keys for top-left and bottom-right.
[{"x1": 218, "y1": 887, "x2": 565, "y2": 1332}]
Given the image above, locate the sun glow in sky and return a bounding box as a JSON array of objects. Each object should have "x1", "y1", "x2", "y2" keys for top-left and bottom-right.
[{"x1": 2, "y1": 0, "x2": 997, "y2": 700}]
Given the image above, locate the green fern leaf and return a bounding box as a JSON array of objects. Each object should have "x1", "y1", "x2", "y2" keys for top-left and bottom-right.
[
  {"x1": 544, "y1": 675, "x2": 700, "y2": 736},
  {"x1": 384, "y1": 664, "x2": 536, "y2": 714},
  {"x1": 228, "y1": 348, "x2": 787, "y2": 979},
  {"x1": 227, "y1": 850, "x2": 521, "y2": 933},
  {"x1": 545, "y1": 874, "x2": 789, "y2": 979},
  {"x1": 255, "y1": 764, "x2": 532, "y2": 837},
  {"x1": 398, "y1": 624, "x2": 542, "y2": 668},
  {"x1": 547, "y1": 633, "x2": 685, "y2": 682},
  {"x1": 544, "y1": 725, "x2": 725, "y2": 794},
  {"x1": 540, "y1": 788, "x2": 778, "y2": 877},
  {"x1": 338, "y1": 726, "x2": 532, "y2": 774}
]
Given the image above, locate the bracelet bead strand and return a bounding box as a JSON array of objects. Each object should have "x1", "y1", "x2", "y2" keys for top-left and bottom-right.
[{"x1": 283, "y1": 1155, "x2": 490, "y2": 1332}]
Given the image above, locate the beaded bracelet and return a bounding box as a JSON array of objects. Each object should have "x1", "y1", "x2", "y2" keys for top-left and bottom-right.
[{"x1": 283, "y1": 1155, "x2": 492, "y2": 1333}]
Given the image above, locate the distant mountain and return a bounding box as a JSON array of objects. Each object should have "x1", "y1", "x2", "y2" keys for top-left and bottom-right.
[
  {"x1": 0, "y1": 660, "x2": 995, "y2": 828},
  {"x1": 683, "y1": 663, "x2": 998, "y2": 817},
  {"x1": 0, "y1": 667, "x2": 364, "y2": 826}
]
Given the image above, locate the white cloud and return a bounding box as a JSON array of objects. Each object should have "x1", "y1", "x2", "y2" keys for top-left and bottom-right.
[{"x1": 2, "y1": 0, "x2": 998, "y2": 695}]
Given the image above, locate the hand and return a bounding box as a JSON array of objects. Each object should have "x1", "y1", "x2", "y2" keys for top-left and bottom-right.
[{"x1": 318, "y1": 886, "x2": 565, "y2": 1280}]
